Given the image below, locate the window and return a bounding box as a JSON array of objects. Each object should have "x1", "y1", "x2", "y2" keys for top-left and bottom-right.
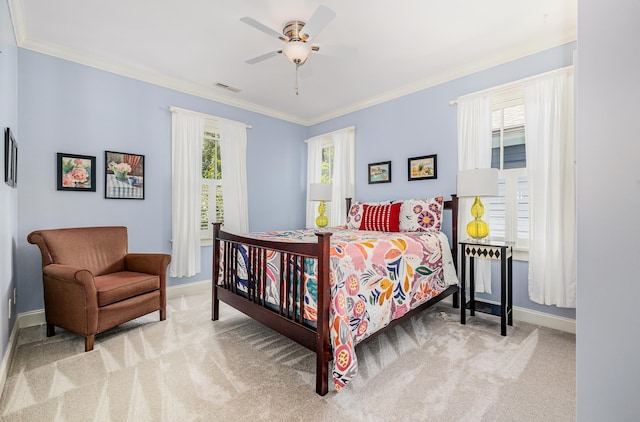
[
  {"x1": 201, "y1": 129, "x2": 223, "y2": 241},
  {"x1": 489, "y1": 88, "x2": 529, "y2": 253},
  {"x1": 305, "y1": 126, "x2": 355, "y2": 228},
  {"x1": 321, "y1": 142, "x2": 334, "y2": 184}
]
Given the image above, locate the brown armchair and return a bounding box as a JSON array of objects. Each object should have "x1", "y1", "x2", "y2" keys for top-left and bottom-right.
[{"x1": 27, "y1": 226, "x2": 171, "y2": 351}]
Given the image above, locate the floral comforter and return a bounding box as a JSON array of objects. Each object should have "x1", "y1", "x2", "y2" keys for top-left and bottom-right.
[{"x1": 226, "y1": 227, "x2": 458, "y2": 391}]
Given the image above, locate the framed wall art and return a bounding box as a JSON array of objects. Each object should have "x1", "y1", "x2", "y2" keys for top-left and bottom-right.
[
  {"x1": 368, "y1": 161, "x2": 391, "y2": 184},
  {"x1": 4, "y1": 128, "x2": 17, "y2": 188},
  {"x1": 408, "y1": 154, "x2": 437, "y2": 181},
  {"x1": 105, "y1": 150, "x2": 145, "y2": 199},
  {"x1": 56, "y1": 153, "x2": 96, "y2": 191}
]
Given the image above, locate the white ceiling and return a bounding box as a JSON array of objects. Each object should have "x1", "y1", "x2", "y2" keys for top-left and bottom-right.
[{"x1": 9, "y1": 0, "x2": 576, "y2": 125}]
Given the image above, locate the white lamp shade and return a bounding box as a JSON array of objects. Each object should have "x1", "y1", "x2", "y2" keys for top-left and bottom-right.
[
  {"x1": 457, "y1": 168, "x2": 499, "y2": 197},
  {"x1": 309, "y1": 183, "x2": 332, "y2": 201}
]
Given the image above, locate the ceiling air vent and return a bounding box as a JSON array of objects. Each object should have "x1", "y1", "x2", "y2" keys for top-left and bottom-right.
[{"x1": 215, "y1": 82, "x2": 242, "y2": 94}]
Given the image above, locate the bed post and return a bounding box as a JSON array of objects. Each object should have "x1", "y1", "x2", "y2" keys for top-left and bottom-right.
[
  {"x1": 315, "y1": 231, "x2": 332, "y2": 396},
  {"x1": 450, "y1": 194, "x2": 459, "y2": 309},
  {"x1": 450, "y1": 194, "x2": 458, "y2": 265},
  {"x1": 212, "y1": 222, "x2": 221, "y2": 321}
]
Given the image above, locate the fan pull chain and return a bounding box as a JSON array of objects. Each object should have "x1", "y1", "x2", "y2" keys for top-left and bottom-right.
[{"x1": 295, "y1": 63, "x2": 300, "y2": 95}]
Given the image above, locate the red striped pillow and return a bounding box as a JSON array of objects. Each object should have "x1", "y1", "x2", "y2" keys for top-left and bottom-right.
[{"x1": 359, "y1": 202, "x2": 401, "y2": 232}]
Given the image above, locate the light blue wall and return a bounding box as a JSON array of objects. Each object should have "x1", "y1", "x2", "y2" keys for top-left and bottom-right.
[
  {"x1": 15, "y1": 40, "x2": 578, "y2": 322},
  {"x1": 576, "y1": 0, "x2": 640, "y2": 418},
  {"x1": 307, "y1": 42, "x2": 577, "y2": 320},
  {"x1": 0, "y1": 0, "x2": 19, "y2": 360},
  {"x1": 16, "y1": 49, "x2": 306, "y2": 313}
]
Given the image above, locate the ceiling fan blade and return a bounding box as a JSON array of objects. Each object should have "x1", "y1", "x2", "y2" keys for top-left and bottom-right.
[
  {"x1": 300, "y1": 5, "x2": 336, "y2": 42},
  {"x1": 245, "y1": 50, "x2": 281, "y2": 64},
  {"x1": 240, "y1": 17, "x2": 288, "y2": 42}
]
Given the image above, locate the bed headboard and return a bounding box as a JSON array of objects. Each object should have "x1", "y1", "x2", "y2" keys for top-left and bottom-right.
[{"x1": 344, "y1": 195, "x2": 458, "y2": 265}]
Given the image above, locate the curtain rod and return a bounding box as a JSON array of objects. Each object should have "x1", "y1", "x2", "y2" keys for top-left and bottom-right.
[
  {"x1": 448, "y1": 65, "x2": 573, "y2": 106},
  {"x1": 169, "y1": 106, "x2": 252, "y2": 129}
]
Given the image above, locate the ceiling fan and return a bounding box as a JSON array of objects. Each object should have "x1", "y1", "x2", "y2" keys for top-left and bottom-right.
[{"x1": 240, "y1": 5, "x2": 336, "y2": 95}]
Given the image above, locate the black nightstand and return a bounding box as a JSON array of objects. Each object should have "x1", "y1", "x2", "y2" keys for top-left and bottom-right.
[{"x1": 459, "y1": 239, "x2": 513, "y2": 336}]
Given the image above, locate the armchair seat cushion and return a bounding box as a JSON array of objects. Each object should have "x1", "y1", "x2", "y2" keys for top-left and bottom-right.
[{"x1": 94, "y1": 271, "x2": 160, "y2": 307}]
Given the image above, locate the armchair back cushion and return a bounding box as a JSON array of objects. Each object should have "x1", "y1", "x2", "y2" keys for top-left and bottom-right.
[{"x1": 32, "y1": 226, "x2": 128, "y2": 276}]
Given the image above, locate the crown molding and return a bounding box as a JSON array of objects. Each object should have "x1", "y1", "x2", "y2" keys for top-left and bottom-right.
[
  {"x1": 16, "y1": 36, "x2": 310, "y2": 126},
  {"x1": 10, "y1": 2, "x2": 575, "y2": 129},
  {"x1": 8, "y1": 0, "x2": 312, "y2": 125},
  {"x1": 307, "y1": 34, "x2": 577, "y2": 126},
  {"x1": 7, "y1": 0, "x2": 26, "y2": 44}
]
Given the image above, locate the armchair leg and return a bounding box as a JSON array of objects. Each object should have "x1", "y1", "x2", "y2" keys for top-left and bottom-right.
[
  {"x1": 160, "y1": 308, "x2": 166, "y2": 321},
  {"x1": 85, "y1": 335, "x2": 95, "y2": 352},
  {"x1": 46, "y1": 323, "x2": 55, "y2": 337}
]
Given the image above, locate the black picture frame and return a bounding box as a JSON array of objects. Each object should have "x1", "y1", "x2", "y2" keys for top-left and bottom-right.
[
  {"x1": 368, "y1": 161, "x2": 392, "y2": 184},
  {"x1": 56, "y1": 153, "x2": 97, "y2": 191},
  {"x1": 105, "y1": 150, "x2": 145, "y2": 199},
  {"x1": 4, "y1": 128, "x2": 17, "y2": 188},
  {"x1": 408, "y1": 154, "x2": 437, "y2": 181}
]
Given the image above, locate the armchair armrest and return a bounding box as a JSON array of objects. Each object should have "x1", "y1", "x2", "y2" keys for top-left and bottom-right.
[
  {"x1": 41, "y1": 263, "x2": 99, "y2": 337},
  {"x1": 124, "y1": 253, "x2": 171, "y2": 276},
  {"x1": 43, "y1": 264, "x2": 97, "y2": 292}
]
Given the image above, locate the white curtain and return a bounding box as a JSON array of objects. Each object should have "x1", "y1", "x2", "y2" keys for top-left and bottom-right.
[
  {"x1": 457, "y1": 93, "x2": 493, "y2": 293},
  {"x1": 305, "y1": 126, "x2": 355, "y2": 228},
  {"x1": 170, "y1": 110, "x2": 205, "y2": 278},
  {"x1": 219, "y1": 118, "x2": 249, "y2": 234},
  {"x1": 329, "y1": 127, "x2": 355, "y2": 226},
  {"x1": 524, "y1": 68, "x2": 576, "y2": 307},
  {"x1": 305, "y1": 138, "x2": 324, "y2": 228}
]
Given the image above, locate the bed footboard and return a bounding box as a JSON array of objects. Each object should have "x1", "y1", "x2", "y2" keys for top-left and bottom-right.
[
  {"x1": 212, "y1": 223, "x2": 333, "y2": 395},
  {"x1": 212, "y1": 194, "x2": 460, "y2": 395}
]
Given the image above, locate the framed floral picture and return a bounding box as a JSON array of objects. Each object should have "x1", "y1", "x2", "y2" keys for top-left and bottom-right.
[
  {"x1": 408, "y1": 154, "x2": 437, "y2": 181},
  {"x1": 56, "y1": 153, "x2": 96, "y2": 191},
  {"x1": 105, "y1": 150, "x2": 145, "y2": 199}
]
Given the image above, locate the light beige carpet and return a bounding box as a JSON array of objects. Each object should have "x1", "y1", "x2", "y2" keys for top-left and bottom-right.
[{"x1": 0, "y1": 291, "x2": 575, "y2": 421}]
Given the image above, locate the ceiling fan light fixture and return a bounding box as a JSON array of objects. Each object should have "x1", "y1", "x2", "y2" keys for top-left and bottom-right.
[{"x1": 283, "y1": 41, "x2": 312, "y2": 64}]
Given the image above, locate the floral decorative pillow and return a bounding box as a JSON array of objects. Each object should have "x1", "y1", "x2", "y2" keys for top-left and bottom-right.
[
  {"x1": 346, "y1": 201, "x2": 392, "y2": 230},
  {"x1": 399, "y1": 196, "x2": 444, "y2": 232}
]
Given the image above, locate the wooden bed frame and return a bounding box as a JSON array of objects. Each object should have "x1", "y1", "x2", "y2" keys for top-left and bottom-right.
[{"x1": 212, "y1": 194, "x2": 459, "y2": 395}]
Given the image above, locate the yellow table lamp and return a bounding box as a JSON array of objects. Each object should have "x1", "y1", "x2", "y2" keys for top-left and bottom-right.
[
  {"x1": 457, "y1": 168, "x2": 499, "y2": 240},
  {"x1": 309, "y1": 183, "x2": 333, "y2": 228}
]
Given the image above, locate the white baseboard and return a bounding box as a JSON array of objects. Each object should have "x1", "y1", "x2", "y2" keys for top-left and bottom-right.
[
  {"x1": 17, "y1": 279, "x2": 213, "y2": 330},
  {"x1": 17, "y1": 280, "x2": 575, "y2": 333},
  {"x1": 0, "y1": 320, "x2": 19, "y2": 398},
  {"x1": 167, "y1": 279, "x2": 212, "y2": 298},
  {"x1": 439, "y1": 295, "x2": 576, "y2": 334},
  {"x1": 511, "y1": 306, "x2": 576, "y2": 334}
]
